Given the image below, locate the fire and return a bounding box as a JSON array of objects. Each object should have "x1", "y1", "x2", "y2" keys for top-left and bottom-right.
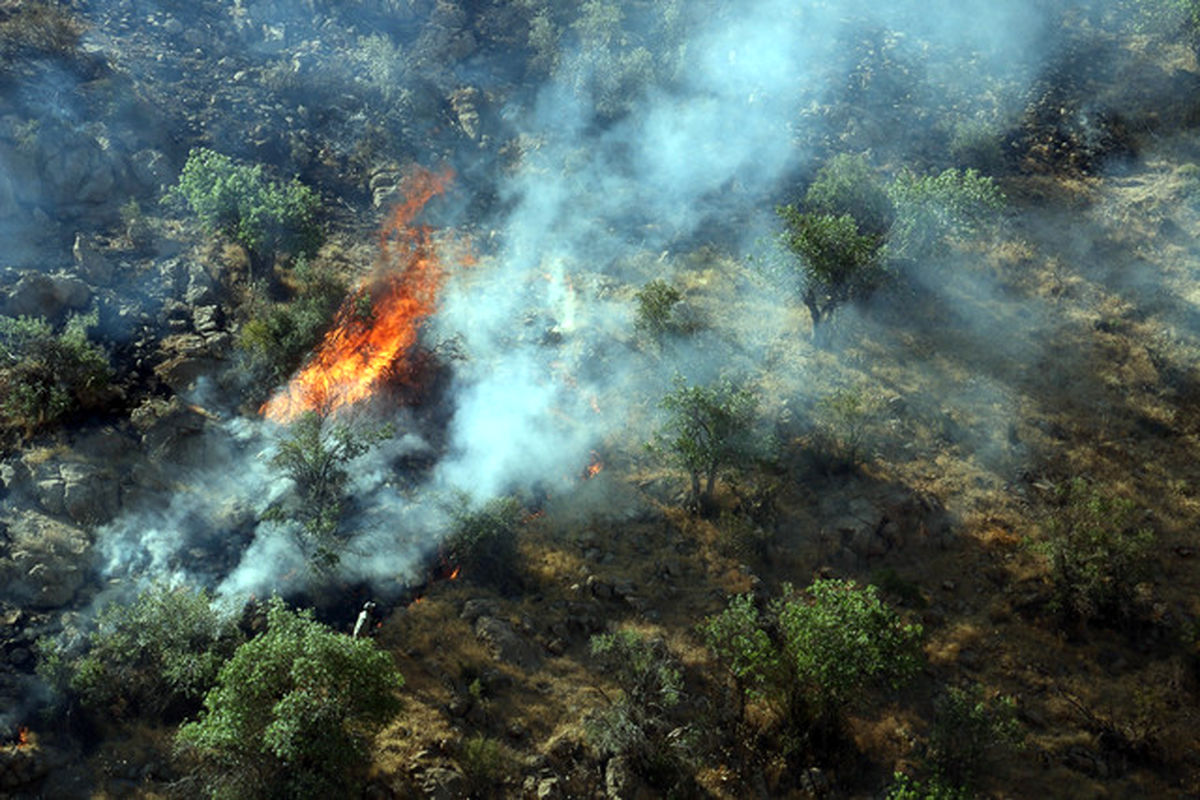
[
  {"x1": 262, "y1": 166, "x2": 458, "y2": 422},
  {"x1": 583, "y1": 450, "x2": 604, "y2": 479},
  {"x1": 449, "y1": 565, "x2": 461, "y2": 580},
  {"x1": 16, "y1": 726, "x2": 28, "y2": 748}
]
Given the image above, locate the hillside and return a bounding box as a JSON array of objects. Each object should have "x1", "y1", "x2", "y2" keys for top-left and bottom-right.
[{"x1": 2, "y1": 1, "x2": 1200, "y2": 798}]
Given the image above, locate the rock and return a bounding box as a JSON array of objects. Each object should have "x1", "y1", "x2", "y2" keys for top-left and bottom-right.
[
  {"x1": 154, "y1": 334, "x2": 225, "y2": 394},
  {"x1": 450, "y1": 87, "x2": 481, "y2": 141},
  {"x1": 420, "y1": 767, "x2": 468, "y2": 800},
  {"x1": 4, "y1": 272, "x2": 92, "y2": 320},
  {"x1": 130, "y1": 149, "x2": 171, "y2": 191},
  {"x1": 605, "y1": 755, "x2": 649, "y2": 800},
  {"x1": 1, "y1": 511, "x2": 90, "y2": 609},
  {"x1": 474, "y1": 616, "x2": 541, "y2": 671},
  {"x1": 60, "y1": 462, "x2": 119, "y2": 524},
  {"x1": 192, "y1": 305, "x2": 222, "y2": 335},
  {"x1": 184, "y1": 263, "x2": 216, "y2": 305},
  {"x1": 460, "y1": 598, "x2": 500, "y2": 623},
  {"x1": 73, "y1": 234, "x2": 114, "y2": 284},
  {"x1": 536, "y1": 776, "x2": 561, "y2": 799}
]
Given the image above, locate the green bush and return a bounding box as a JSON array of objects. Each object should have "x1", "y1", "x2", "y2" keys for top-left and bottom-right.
[
  {"x1": 39, "y1": 584, "x2": 241, "y2": 721},
  {"x1": 176, "y1": 598, "x2": 404, "y2": 800},
  {"x1": 926, "y1": 683, "x2": 1021, "y2": 789},
  {"x1": 649, "y1": 376, "x2": 765, "y2": 513},
  {"x1": 884, "y1": 772, "x2": 970, "y2": 800},
  {"x1": 809, "y1": 385, "x2": 885, "y2": 473},
  {"x1": 775, "y1": 208, "x2": 885, "y2": 341},
  {"x1": 237, "y1": 257, "x2": 347, "y2": 387},
  {"x1": 443, "y1": 496, "x2": 524, "y2": 592},
  {"x1": 885, "y1": 168, "x2": 1004, "y2": 263},
  {"x1": 0, "y1": 311, "x2": 111, "y2": 433},
  {"x1": 166, "y1": 148, "x2": 323, "y2": 273},
  {"x1": 587, "y1": 630, "x2": 696, "y2": 793},
  {"x1": 701, "y1": 580, "x2": 922, "y2": 744},
  {"x1": 633, "y1": 279, "x2": 684, "y2": 340},
  {"x1": 803, "y1": 153, "x2": 895, "y2": 236},
  {"x1": 775, "y1": 579, "x2": 923, "y2": 719},
  {"x1": 265, "y1": 411, "x2": 392, "y2": 571},
  {"x1": 458, "y1": 735, "x2": 512, "y2": 797},
  {"x1": 1036, "y1": 478, "x2": 1154, "y2": 628}
]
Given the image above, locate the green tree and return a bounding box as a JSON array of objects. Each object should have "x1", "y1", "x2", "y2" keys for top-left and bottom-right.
[
  {"x1": 1036, "y1": 478, "x2": 1154, "y2": 629},
  {"x1": 633, "y1": 279, "x2": 684, "y2": 340},
  {"x1": 650, "y1": 376, "x2": 763, "y2": 513},
  {"x1": 775, "y1": 208, "x2": 885, "y2": 342},
  {"x1": 265, "y1": 411, "x2": 392, "y2": 571},
  {"x1": 697, "y1": 593, "x2": 782, "y2": 717},
  {"x1": 39, "y1": 583, "x2": 242, "y2": 721},
  {"x1": 0, "y1": 311, "x2": 111, "y2": 434},
  {"x1": 803, "y1": 153, "x2": 895, "y2": 236},
  {"x1": 166, "y1": 148, "x2": 323, "y2": 275},
  {"x1": 176, "y1": 598, "x2": 404, "y2": 800}
]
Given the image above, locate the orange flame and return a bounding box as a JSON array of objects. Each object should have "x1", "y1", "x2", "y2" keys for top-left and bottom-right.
[
  {"x1": 449, "y1": 565, "x2": 461, "y2": 580},
  {"x1": 16, "y1": 726, "x2": 28, "y2": 748},
  {"x1": 584, "y1": 450, "x2": 604, "y2": 479},
  {"x1": 262, "y1": 166, "x2": 458, "y2": 422}
]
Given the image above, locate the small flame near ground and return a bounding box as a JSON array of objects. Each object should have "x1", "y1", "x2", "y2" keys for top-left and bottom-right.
[
  {"x1": 16, "y1": 726, "x2": 28, "y2": 748},
  {"x1": 583, "y1": 450, "x2": 603, "y2": 479},
  {"x1": 262, "y1": 166, "x2": 462, "y2": 422}
]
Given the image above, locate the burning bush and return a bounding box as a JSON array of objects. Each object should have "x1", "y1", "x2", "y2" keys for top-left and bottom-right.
[
  {"x1": 0, "y1": 311, "x2": 112, "y2": 436},
  {"x1": 443, "y1": 495, "x2": 524, "y2": 593},
  {"x1": 38, "y1": 583, "x2": 242, "y2": 722},
  {"x1": 166, "y1": 147, "x2": 324, "y2": 275},
  {"x1": 176, "y1": 598, "x2": 403, "y2": 799}
]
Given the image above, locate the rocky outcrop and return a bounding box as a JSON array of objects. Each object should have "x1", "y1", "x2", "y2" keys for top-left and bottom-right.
[{"x1": 0, "y1": 511, "x2": 91, "y2": 610}]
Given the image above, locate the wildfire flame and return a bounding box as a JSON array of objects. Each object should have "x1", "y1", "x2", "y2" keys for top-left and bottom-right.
[
  {"x1": 584, "y1": 450, "x2": 604, "y2": 479},
  {"x1": 16, "y1": 726, "x2": 28, "y2": 748},
  {"x1": 449, "y1": 565, "x2": 461, "y2": 580},
  {"x1": 262, "y1": 166, "x2": 459, "y2": 422}
]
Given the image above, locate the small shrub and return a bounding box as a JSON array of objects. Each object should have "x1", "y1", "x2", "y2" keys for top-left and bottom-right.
[
  {"x1": 443, "y1": 496, "x2": 524, "y2": 591},
  {"x1": 697, "y1": 593, "x2": 783, "y2": 713},
  {"x1": 926, "y1": 684, "x2": 1021, "y2": 788},
  {"x1": 809, "y1": 385, "x2": 885, "y2": 473},
  {"x1": 587, "y1": 630, "x2": 696, "y2": 793},
  {"x1": 265, "y1": 411, "x2": 393, "y2": 571},
  {"x1": 0, "y1": 311, "x2": 111, "y2": 434},
  {"x1": 633, "y1": 279, "x2": 684, "y2": 339},
  {"x1": 166, "y1": 147, "x2": 323, "y2": 273},
  {"x1": 649, "y1": 375, "x2": 765, "y2": 513},
  {"x1": 176, "y1": 598, "x2": 404, "y2": 800},
  {"x1": 884, "y1": 772, "x2": 970, "y2": 800},
  {"x1": 459, "y1": 735, "x2": 511, "y2": 797},
  {"x1": 39, "y1": 583, "x2": 242, "y2": 721},
  {"x1": 947, "y1": 118, "x2": 1008, "y2": 175},
  {"x1": 1036, "y1": 478, "x2": 1154, "y2": 629}
]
